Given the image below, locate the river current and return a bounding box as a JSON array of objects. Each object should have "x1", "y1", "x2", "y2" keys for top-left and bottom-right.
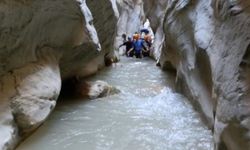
[{"x1": 17, "y1": 57, "x2": 213, "y2": 150}]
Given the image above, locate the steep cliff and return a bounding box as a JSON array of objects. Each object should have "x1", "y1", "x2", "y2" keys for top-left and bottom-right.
[
  {"x1": 0, "y1": 0, "x2": 117, "y2": 149},
  {"x1": 144, "y1": 0, "x2": 250, "y2": 149}
]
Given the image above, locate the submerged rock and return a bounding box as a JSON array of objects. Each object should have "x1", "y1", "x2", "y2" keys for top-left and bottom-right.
[
  {"x1": 85, "y1": 80, "x2": 120, "y2": 99},
  {"x1": 61, "y1": 78, "x2": 120, "y2": 99}
]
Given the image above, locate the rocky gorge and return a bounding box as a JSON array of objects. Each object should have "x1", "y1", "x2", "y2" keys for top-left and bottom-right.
[{"x1": 0, "y1": 0, "x2": 250, "y2": 150}]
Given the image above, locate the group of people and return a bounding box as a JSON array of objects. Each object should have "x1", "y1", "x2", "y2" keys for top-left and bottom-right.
[{"x1": 119, "y1": 29, "x2": 152, "y2": 58}]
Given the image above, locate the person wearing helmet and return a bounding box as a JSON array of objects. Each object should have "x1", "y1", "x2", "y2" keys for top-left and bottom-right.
[
  {"x1": 119, "y1": 37, "x2": 134, "y2": 57},
  {"x1": 143, "y1": 34, "x2": 152, "y2": 57},
  {"x1": 133, "y1": 32, "x2": 140, "y2": 41},
  {"x1": 133, "y1": 36, "x2": 147, "y2": 58}
]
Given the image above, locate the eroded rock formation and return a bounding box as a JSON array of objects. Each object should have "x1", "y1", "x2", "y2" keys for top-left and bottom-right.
[
  {"x1": 1, "y1": 0, "x2": 250, "y2": 149},
  {"x1": 0, "y1": 0, "x2": 117, "y2": 149},
  {"x1": 114, "y1": 0, "x2": 145, "y2": 54},
  {"x1": 143, "y1": 0, "x2": 250, "y2": 149}
]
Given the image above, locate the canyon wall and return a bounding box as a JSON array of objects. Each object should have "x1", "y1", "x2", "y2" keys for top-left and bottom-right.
[
  {"x1": 1, "y1": 0, "x2": 250, "y2": 149},
  {"x1": 114, "y1": 0, "x2": 145, "y2": 54},
  {"x1": 143, "y1": 0, "x2": 250, "y2": 149},
  {"x1": 0, "y1": 0, "x2": 117, "y2": 149}
]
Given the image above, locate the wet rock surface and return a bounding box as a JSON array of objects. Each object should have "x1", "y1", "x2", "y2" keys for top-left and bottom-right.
[
  {"x1": 0, "y1": 0, "x2": 117, "y2": 149},
  {"x1": 86, "y1": 80, "x2": 120, "y2": 99},
  {"x1": 143, "y1": 0, "x2": 250, "y2": 149},
  {"x1": 1, "y1": 0, "x2": 250, "y2": 149}
]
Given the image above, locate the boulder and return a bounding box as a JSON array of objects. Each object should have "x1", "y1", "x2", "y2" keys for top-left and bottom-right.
[{"x1": 80, "y1": 80, "x2": 120, "y2": 99}]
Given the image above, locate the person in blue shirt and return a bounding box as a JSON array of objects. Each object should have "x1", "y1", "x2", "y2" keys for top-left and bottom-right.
[
  {"x1": 132, "y1": 36, "x2": 147, "y2": 58},
  {"x1": 134, "y1": 39, "x2": 142, "y2": 58}
]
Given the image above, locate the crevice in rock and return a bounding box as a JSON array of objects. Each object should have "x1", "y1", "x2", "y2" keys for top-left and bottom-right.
[
  {"x1": 59, "y1": 77, "x2": 89, "y2": 99},
  {"x1": 240, "y1": 44, "x2": 250, "y2": 68},
  {"x1": 161, "y1": 61, "x2": 177, "y2": 73},
  {"x1": 59, "y1": 76, "x2": 119, "y2": 101},
  {"x1": 218, "y1": 140, "x2": 227, "y2": 150},
  {"x1": 194, "y1": 48, "x2": 215, "y2": 127},
  {"x1": 239, "y1": 43, "x2": 250, "y2": 94},
  {"x1": 196, "y1": 48, "x2": 214, "y2": 107},
  {"x1": 221, "y1": 119, "x2": 250, "y2": 150}
]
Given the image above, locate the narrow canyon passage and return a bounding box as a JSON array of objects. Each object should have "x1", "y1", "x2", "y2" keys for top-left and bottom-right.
[{"x1": 17, "y1": 57, "x2": 213, "y2": 150}]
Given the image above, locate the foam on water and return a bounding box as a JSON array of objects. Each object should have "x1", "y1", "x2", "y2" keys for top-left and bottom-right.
[{"x1": 17, "y1": 57, "x2": 213, "y2": 150}]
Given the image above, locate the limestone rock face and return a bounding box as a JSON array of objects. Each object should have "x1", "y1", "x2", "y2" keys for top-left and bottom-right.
[
  {"x1": 86, "y1": 0, "x2": 117, "y2": 54},
  {"x1": 0, "y1": 51, "x2": 61, "y2": 150},
  {"x1": 1, "y1": 0, "x2": 250, "y2": 149},
  {"x1": 143, "y1": 0, "x2": 250, "y2": 149},
  {"x1": 143, "y1": 0, "x2": 167, "y2": 61},
  {"x1": 0, "y1": 0, "x2": 117, "y2": 149},
  {"x1": 85, "y1": 0, "x2": 118, "y2": 68},
  {"x1": 114, "y1": 0, "x2": 145, "y2": 54}
]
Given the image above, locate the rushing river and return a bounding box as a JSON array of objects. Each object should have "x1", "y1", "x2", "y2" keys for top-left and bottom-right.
[{"x1": 17, "y1": 57, "x2": 213, "y2": 150}]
